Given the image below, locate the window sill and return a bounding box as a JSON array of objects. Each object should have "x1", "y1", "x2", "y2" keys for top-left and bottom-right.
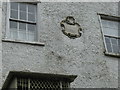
[
  {"x1": 2, "y1": 39, "x2": 45, "y2": 46},
  {"x1": 104, "y1": 52, "x2": 120, "y2": 58}
]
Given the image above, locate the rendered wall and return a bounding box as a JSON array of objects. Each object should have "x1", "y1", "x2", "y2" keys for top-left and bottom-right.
[
  {"x1": 2, "y1": 2, "x2": 119, "y2": 88},
  {"x1": 0, "y1": 0, "x2": 2, "y2": 88}
]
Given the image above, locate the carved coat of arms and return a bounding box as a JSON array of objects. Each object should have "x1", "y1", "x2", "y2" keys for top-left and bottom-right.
[{"x1": 60, "y1": 16, "x2": 82, "y2": 39}]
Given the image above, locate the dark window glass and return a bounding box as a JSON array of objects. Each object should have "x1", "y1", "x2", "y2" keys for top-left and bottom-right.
[
  {"x1": 112, "y1": 45, "x2": 119, "y2": 53},
  {"x1": 20, "y1": 3, "x2": 26, "y2": 12},
  {"x1": 10, "y1": 30, "x2": 17, "y2": 39},
  {"x1": 11, "y1": 2, "x2": 18, "y2": 10},
  {"x1": 28, "y1": 4, "x2": 35, "y2": 13},
  {"x1": 28, "y1": 24, "x2": 36, "y2": 32},
  {"x1": 106, "y1": 43, "x2": 112, "y2": 53},
  {"x1": 118, "y1": 45, "x2": 120, "y2": 53},
  {"x1": 10, "y1": 21, "x2": 17, "y2": 29},
  {"x1": 19, "y1": 22, "x2": 26, "y2": 40},
  {"x1": 111, "y1": 37, "x2": 117, "y2": 45},
  {"x1": 28, "y1": 14, "x2": 35, "y2": 22},
  {"x1": 20, "y1": 11, "x2": 26, "y2": 20},
  {"x1": 118, "y1": 39, "x2": 120, "y2": 46},
  {"x1": 19, "y1": 22, "x2": 26, "y2": 30},
  {"x1": 10, "y1": 10, "x2": 18, "y2": 19},
  {"x1": 105, "y1": 36, "x2": 110, "y2": 44}
]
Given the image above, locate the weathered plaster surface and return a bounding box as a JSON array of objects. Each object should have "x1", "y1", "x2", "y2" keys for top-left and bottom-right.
[
  {"x1": 2, "y1": 2, "x2": 119, "y2": 88},
  {"x1": 0, "y1": 0, "x2": 2, "y2": 88}
]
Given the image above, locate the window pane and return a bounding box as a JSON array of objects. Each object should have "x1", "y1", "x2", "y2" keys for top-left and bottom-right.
[
  {"x1": 19, "y1": 31, "x2": 26, "y2": 40},
  {"x1": 20, "y1": 3, "x2": 26, "y2": 12},
  {"x1": 111, "y1": 37, "x2": 117, "y2": 45},
  {"x1": 20, "y1": 11, "x2": 26, "y2": 20},
  {"x1": 106, "y1": 43, "x2": 112, "y2": 53},
  {"x1": 28, "y1": 33, "x2": 35, "y2": 41},
  {"x1": 28, "y1": 4, "x2": 36, "y2": 13},
  {"x1": 119, "y1": 45, "x2": 120, "y2": 53},
  {"x1": 118, "y1": 39, "x2": 120, "y2": 46},
  {"x1": 10, "y1": 30, "x2": 17, "y2": 39},
  {"x1": 28, "y1": 24, "x2": 36, "y2": 41},
  {"x1": 105, "y1": 36, "x2": 110, "y2": 44},
  {"x1": 102, "y1": 19, "x2": 119, "y2": 37},
  {"x1": 112, "y1": 45, "x2": 119, "y2": 53},
  {"x1": 11, "y1": 10, "x2": 18, "y2": 19},
  {"x1": 11, "y1": 2, "x2": 18, "y2": 10},
  {"x1": 19, "y1": 22, "x2": 26, "y2": 40},
  {"x1": 112, "y1": 21, "x2": 118, "y2": 29},
  {"x1": 101, "y1": 20, "x2": 107, "y2": 27},
  {"x1": 28, "y1": 24, "x2": 36, "y2": 32},
  {"x1": 28, "y1": 14, "x2": 35, "y2": 22},
  {"x1": 18, "y1": 22, "x2": 26, "y2": 40},
  {"x1": 103, "y1": 27, "x2": 118, "y2": 36},
  {"x1": 19, "y1": 22, "x2": 26, "y2": 30},
  {"x1": 118, "y1": 30, "x2": 120, "y2": 37},
  {"x1": 103, "y1": 20, "x2": 118, "y2": 29},
  {"x1": 10, "y1": 21, "x2": 17, "y2": 29},
  {"x1": 106, "y1": 20, "x2": 113, "y2": 28}
]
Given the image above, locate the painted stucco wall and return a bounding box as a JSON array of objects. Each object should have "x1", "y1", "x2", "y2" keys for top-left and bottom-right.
[
  {"x1": 2, "y1": 2, "x2": 119, "y2": 88},
  {"x1": 0, "y1": 0, "x2": 2, "y2": 89}
]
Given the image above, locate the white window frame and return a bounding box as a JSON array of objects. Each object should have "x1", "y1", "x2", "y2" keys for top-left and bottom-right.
[
  {"x1": 99, "y1": 14, "x2": 120, "y2": 57},
  {"x1": 5, "y1": 2, "x2": 38, "y2": 42}
]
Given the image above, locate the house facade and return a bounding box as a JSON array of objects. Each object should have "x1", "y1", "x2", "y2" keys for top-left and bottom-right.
[{"x1": 0, "y1": 0, "x2": 119, "y2": 89}]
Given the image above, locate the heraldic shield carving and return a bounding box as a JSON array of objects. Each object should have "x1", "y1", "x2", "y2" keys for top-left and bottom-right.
[{"x1": 60, "y1": 16, "x2": 82, "y2": 39}]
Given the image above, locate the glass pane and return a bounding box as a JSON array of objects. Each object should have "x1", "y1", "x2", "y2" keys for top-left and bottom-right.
[
  {"x1": 19, "y1": 22, "x2": 26, "y2": 30},
  {"x1": 28, "y1": 24, "x2": 36, "y2": 32},
  {"x1": 20, "y1": 11, "x2": 26, "y2": 20},
  {"x1": 28, "y1": 14, "x2": 35, "y2": 22},
  {"x1": 11, "y1": 10, "x2": 18, "y2": 19},
  {"x1": 20, "y1": 3, "x2": 26, "y2": 12},
  {"x1": 112, "y1": 45, "x2": 119, "y2": 53},
  {"x1": 106, "y1": 43, "x2": 112, "y2": 53},
  {"x1": 105, "y1": 36, "x2": 110, "y2": 43},
  {"x1": 104, "y1": 20, "x2": 117, "y2": 29},
  {"x1": 28, "y1": 33, "x2": 35, "y2": 41},
  {"x1": 102, "y1": 20, "x2": 114, "y2": 28},
  {"x1": 27, "y1": 24, "x2": 36, "y2": 41},
  {"x1": 119, "y1": 23, "x2": 120, "y2": 32},
  {"x1": 112, "y1": 21, "x2": 118, "y2": 29},
  {"x1": 11, "y1": 2, "x2": 18, "y2": 10},
  {"x1": 101, "y1": 20, "x2": 107, "y2": 27},
  {"x1": 119, "y1": 45, "x2": 120, "y2": 53},
  {"x1": 118, "y1": 29, "x2": 120, "y2": 37},
  {"x1": 28, "y1": 4, "x2": 36, "y2": 13},
  {"x1": 118, "y1": 39, "x2": 120, "y2": 46},
  {"x1": 103, "y1": 27, "x2": 118, "y2": 36},
  {"x1": 10, "y1": 21, "x2": 17, "y2": 29},
  {"x1": 10, "y1": 30, "x2": 17, "y2": 39},
  {"x1": 102, "y1": 19, "x2": 119, "y2": 37},
  {"x1": 111, "y1": 37, "x2": 117, "y2": 45},
  {"x1": 106, "y1": 20, "x2": 112, "y2": 28},
  {"x1": 19, "y1": 31, "x2": 26, "y2": 40}
]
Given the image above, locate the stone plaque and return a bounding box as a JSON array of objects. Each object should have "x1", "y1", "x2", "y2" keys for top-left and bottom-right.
[{"x1": 60, "y1": 16, "x2": 82, "y2": 39}]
